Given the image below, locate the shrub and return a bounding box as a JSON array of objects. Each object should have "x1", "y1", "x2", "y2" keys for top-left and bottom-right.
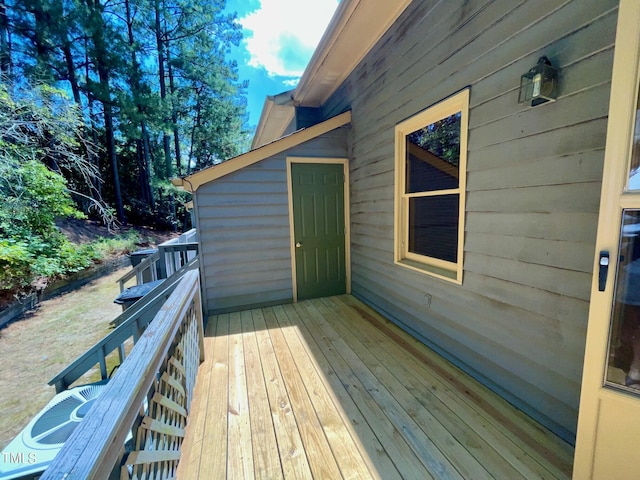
[
  {"x1": 89, "y1": 231, "x2": 142, "y2": 258},
  {"x1": 0, "y1": 240, "x2": 33, "y2": 290}
]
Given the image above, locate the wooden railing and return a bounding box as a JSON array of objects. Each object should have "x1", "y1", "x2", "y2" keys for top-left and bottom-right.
[
  {"x1": 42, "y1": 269, "x2": 204, "y2": 479},
  {"x1": 117, "y1": 250, "x2": 161, "y2": 291},
  {"x1": 118, "y1": 228, "x2": 199, "y2": 292},
  {"x1": 49, "y1": 257, "x2": 199, "y2": 393},
  {"x1": 157, "y1": 242, "x2": 198, "y2": 280}
]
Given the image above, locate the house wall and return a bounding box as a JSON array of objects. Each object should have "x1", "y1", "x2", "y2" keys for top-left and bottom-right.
[
  {"x1": 195, "y1": 129, "x2": 349, "y2": 314},
  {"x1": 323, "y1": 0, "x2": 618, "y2": 441}
]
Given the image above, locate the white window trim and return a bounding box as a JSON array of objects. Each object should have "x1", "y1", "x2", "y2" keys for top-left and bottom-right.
[{"x1": 393, "y1": 88, "x2": 470, "y2": 284}]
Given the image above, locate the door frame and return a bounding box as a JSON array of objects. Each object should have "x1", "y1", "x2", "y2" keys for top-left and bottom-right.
[
  {"x1": 573, "y1": 0, "x2": 640, "y2": 477},
  {"x1": 286, "y1": 157, "x2": 351, "y2": 302}
]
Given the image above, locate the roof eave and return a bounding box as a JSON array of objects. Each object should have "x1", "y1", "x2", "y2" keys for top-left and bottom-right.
[
  {"x1": 179, "y1": 110, "x2": 352, "y2": 193},
  {"x1": 295, "y1": 0, "x2": 413, "y2": 107}
]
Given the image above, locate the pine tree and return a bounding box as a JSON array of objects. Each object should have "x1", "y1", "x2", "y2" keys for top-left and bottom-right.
[{"x1": 2, "y1": 0, "x2": 250, "y2": 228}]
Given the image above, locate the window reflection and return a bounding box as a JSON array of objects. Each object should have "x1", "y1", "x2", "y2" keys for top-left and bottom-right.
[
  {"x1": 405, "y1": 113, "x2": 461, "y2": 194},
  {"x1": 607, "y1": 210, "x2": 640, "y2": 391}
]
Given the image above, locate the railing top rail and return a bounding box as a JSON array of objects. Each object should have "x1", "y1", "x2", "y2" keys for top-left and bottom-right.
[
  {"x1": 41, "y1": 269, "x2": 201, "y2": 480},
  {"x1": 111, "y1": 255, "x2": 198, "y2": 328},
  {"x1": 159, "y1": 237, "x2": 180, "y2": 246},
  {"x1": 158, "y1": 242, "x2": 199, "y2": 252},
  {"x1": 158, "y1": 228, "x2": 198, "y2": 247},
  {"x1": 179, "y1": 228, "x2": 197, "y2": 243}
]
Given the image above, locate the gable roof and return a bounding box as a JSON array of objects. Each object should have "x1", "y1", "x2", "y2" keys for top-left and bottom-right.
[
  {"x1": 172, "y1": 111, "x2": 351, "y2": 193},
  {"x1": 251, "y1": 0, "x2": 413, "y2": 148}
]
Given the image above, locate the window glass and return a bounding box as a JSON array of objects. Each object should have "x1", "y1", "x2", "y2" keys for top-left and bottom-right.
[
  {"x1": 606, "y1": 210, "x2": 640, "y2": 393},
  {"x1": 408, "y1": 195, "x2": 459, "y2": 262}
]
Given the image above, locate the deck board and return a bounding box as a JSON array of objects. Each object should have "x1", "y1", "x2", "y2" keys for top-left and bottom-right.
[
  {"x1": 309, "y1": 298, "x2": 487, "y2": 479},
  {"x1": 178, "y1": 295, "x2": 574, "y2": 479},
  {"x1": 228, "y1": 311, "x2": 254, "y2": 479},
  {"x1": 278, "y1": 304, "x2": 374, "y2": 480},
  {"x1": 264, "y1": 306, "x2": 345, "y2": 479},
  {"x1": 198, "y1": 313, "x2": 229, "y2": 479},
  {"x1": 241, "y1": 310, "x2": 282, "y2": 479}
]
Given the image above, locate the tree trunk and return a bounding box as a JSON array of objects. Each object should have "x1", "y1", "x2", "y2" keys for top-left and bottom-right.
[
  {"x1": 87, "y1": 0, "x2": 125, "y2": 223},
  {"x1": 85, "y1": 39, "x2": 101, "y2": 199},
  {"x1": 100, "y1": 74, "x2": 124, "y2": 224},
  {"x1": 154, "y1": 0, "x2": 171, "y2": 179},
  {"x1": 0, "y1": 0, "x2": 11, "y2": 79},
  {"x1": 187, "y1": 91, "x2": 202, "y2": 175},
  {"x1": 125, "y1": 0, "x2": 154, "y2": 208},
  {"x1": 31, "y1": 1, "x2": 53, "y2": 82},
  {"x1": 62, "y1": 42, "x2": 81, "y2": 106},
  {"x1": 167, "y1": 46, "x2": 181, "y2": 176}
]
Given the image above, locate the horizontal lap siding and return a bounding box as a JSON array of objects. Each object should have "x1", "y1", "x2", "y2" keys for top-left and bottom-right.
[
  {"x1": 196, "y1": 131, "x2": 348, "y2": 314},
  {"x1": 324, "y1": 0, "x2": 617, "y2": 441}
]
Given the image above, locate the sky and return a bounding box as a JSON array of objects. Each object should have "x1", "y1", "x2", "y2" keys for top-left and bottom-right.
[{"x1": 224, "y1": 0, "x2": 340, "y2": 129}]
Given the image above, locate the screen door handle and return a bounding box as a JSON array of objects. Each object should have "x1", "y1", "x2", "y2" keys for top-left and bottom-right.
[{"x1": 598, "y1": 251, "x2": 609, "y2": 292}]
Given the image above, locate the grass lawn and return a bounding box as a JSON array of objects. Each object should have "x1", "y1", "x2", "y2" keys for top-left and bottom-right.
[{"x1": 0, "y1": 266, "x2": 129, "y2": 449}]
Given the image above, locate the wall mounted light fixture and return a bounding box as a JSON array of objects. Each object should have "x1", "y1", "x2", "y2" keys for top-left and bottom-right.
[{"x1": 518, "y1": 56, "x2": 559, "y2": 107}]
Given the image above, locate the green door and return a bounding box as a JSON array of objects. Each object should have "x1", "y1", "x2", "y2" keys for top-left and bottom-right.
[{"x1": 291, "y1": 162, "x2": 346, "y2": 300}]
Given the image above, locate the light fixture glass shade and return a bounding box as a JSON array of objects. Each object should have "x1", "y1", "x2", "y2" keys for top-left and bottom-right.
[{"x1": 518, "y1": 57, "x2": 559, "y2": 106}]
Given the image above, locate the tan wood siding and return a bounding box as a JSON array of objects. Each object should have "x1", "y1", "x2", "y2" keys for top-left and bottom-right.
[
  {"x1": 323, "y1": 0, "x2": 617, "y2": 441},
  {"x1": 195, "y1": 131, "x2": 348, "y2": 314}
]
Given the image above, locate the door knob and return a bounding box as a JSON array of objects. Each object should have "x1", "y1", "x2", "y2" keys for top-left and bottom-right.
[{"x1": 295, "y1": 242, "x2": 302, "y2": 248}]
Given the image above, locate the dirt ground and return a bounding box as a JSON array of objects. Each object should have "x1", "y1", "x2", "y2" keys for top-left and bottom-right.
[
  {"x1": 0, "y1": 266, "x2": 129, "y2": 450},
  {"x1": 56, "y1": 217, "x2": 177, "y2": 245}
]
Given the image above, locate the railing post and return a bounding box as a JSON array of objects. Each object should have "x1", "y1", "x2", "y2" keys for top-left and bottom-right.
[{"x1": 157, "y1": 245, "x2": 168, "y2": 279}]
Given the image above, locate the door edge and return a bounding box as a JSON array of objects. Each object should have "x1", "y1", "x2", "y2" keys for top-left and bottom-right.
[{"x1": 573, "y1": 1, "x2": 640, "y2": 477}]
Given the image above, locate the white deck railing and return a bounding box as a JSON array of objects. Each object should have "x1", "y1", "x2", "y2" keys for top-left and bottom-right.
[{"x1": 41, "y1": 269, "x2": 204, "y2": 479}]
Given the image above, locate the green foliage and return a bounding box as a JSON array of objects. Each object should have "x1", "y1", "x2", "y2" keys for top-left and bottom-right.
[
  {"x1": 30, "y1": 238, "x2": 97, "y2": 278},
  {"x1": 0, "y1": 160, "x2": 85, "y2": 239},
  {"x1": 0, "y1": 159, "x2": 96, "y2": 289},
  {"x1": 0, "y1": 239, "x2": 33, "y2": 289},
  {"x1": 0, "y1": 84, "x2": 100, "y2": 292},
  {"x1": 88, "y1": 231, "x2": 142, "y2": 258}
]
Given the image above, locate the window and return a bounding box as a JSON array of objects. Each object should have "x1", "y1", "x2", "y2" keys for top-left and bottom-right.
[{"x1": 394, "y1": 89, "x2": 469, "y2": 283}]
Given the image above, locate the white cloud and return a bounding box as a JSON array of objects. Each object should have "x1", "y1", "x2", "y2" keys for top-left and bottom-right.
[{"x1": 239, "y1": 0, "x2": 339, "y2": 79}]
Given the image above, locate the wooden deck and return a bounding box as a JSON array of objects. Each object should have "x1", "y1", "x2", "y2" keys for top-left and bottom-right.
[{"x1": 178, "y1": 295, "x2": 574, "y2": 479}]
